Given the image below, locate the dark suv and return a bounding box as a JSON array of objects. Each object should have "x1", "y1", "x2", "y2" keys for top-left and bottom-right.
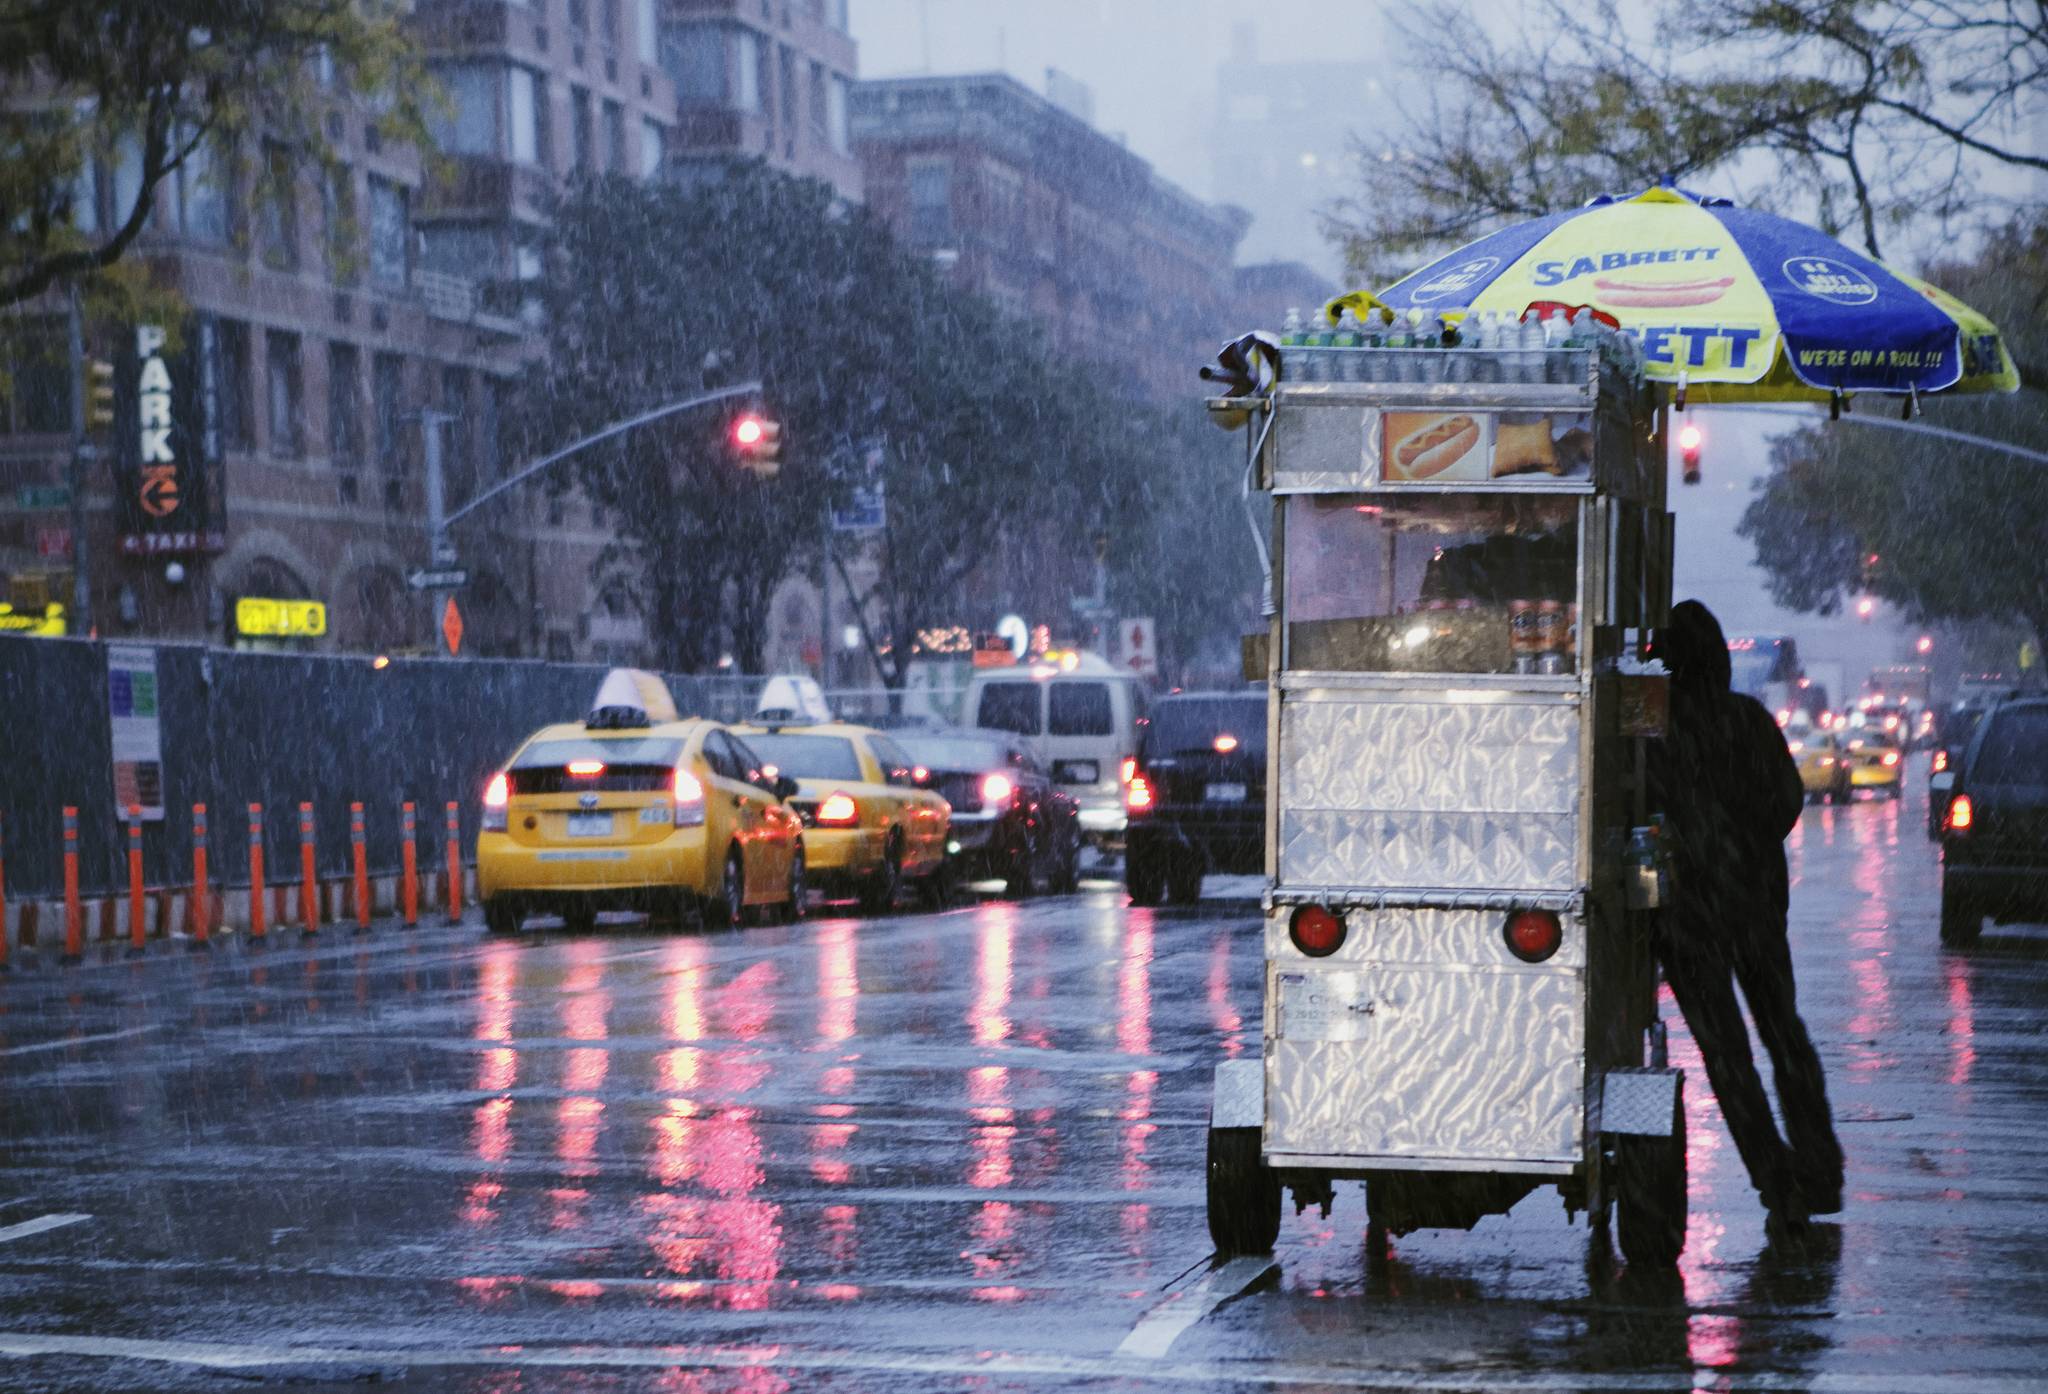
[
  {"x1": 1939, "y1": 696, "x2": 2048, "y2": 945},
  {"x1": 1125, "y1": 690, "x2": 1267, "y2": 905}
]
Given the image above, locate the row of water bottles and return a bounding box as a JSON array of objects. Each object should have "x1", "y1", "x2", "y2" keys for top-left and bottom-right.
[{"x1": 1278, "y1": 305, "x2": 1646, "y2": 384}]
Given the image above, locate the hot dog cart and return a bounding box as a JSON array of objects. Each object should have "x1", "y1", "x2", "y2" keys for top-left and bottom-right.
[{"x1": 1204, "y1": 332, "x2": 1688, "y2": 1265}]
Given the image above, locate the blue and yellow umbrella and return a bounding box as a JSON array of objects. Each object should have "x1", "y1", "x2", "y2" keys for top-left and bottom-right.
[{"x1": 1348, "y1": 186, "x2": 2019, "y2": 403}]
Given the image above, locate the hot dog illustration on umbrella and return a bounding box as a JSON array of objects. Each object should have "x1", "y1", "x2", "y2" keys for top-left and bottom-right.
[{"x1": 1357, "y1": 184, "x2": 2018, "y2": 405}]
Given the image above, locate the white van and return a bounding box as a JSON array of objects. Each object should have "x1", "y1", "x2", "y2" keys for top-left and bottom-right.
[{"x1": 963, "y1": 654, "x2": 1146, "y2": 851}]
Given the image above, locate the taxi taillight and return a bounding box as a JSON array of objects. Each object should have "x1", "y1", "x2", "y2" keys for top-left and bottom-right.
[
  {"x1": 673, "y1": 767, "x2": 706, "y2": 827},
  {"x1": 816, "y1": 792, "x2": 859, "y2": 825},
  {"x1": 1288, "y1": 904, "x2": 1345, "y2": 957},
  {"x1": 482, "y1": 772, "x2": 509, "y2": 832}
]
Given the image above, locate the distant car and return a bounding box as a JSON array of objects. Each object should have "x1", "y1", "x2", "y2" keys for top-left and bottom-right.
[
  {"x1": 1124, "y1": 690, "x2": 1267, "y2": 906},
  {"x1": 1841, "y1": 726, "x2": 1904, "y2": 799},
  {"x1": 478, "y1": 671, "x2": 805, "y2": 934},
  {"x1": 1938, "y1": 696, "x2": 2048, "y2": 946},
  {"x1": 729, "y1": 720, "x2": 952, "y2": 913},
  {"x1": 890, "y1": 728, "x2": 1080, "y2": 896},
  {"x1": 1928, "y1": 699, "x2": 1997, "y2": 839},
  {"x1": 1789, "y1": 729, "x2": 1851, "y2": 804}
]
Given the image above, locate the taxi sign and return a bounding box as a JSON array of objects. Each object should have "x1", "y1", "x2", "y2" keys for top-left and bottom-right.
[{"x1": 235, "y1": 597, "x2": 326, "y2": 638}]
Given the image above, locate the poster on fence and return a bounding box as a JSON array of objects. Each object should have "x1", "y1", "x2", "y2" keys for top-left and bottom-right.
[{"x1": 106, "y1": 645, "x2": 164, "y2": 821}]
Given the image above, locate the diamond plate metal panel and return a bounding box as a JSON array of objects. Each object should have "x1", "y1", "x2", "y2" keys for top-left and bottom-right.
[
  {"x1": 1600, "y1": 1067, "x2": 1679, "y2": 1136},
  {"x1": 1276, "y1": 696, "x2": 1580, "y2": 892},
  {"x1": 1265, "y1": 964, "x2": 1583, "y2": 1162}
]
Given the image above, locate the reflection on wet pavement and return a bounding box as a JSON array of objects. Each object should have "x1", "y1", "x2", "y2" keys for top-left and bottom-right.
[{"x1": 0, "y1": 777, "x2": 2044, "y2": 1391}]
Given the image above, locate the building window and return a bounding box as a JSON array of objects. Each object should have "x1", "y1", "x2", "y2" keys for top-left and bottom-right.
[
  {"x1": 421, "y1": 224, "x2": 497, "y2": 279},
  {"x1": 368, "y1": 176, "x2": 408, "y2": 287},
  {"x1": 509, "y1": 67, "x2": 540, "y2": 165},
  {"x1": 665, "y1": 26, "x2": 726, "y2": 109},
  {"x1": 430, "y1": 63, "x2": 500, "y2": 156},
  {"x1": 266, "y1": 330, "x2": 303, "y2": 457},
  {"x1": 603, "y1": 100, "x2": 625, "y2": 171},
  {"x1": 373, "y1": 351, "x2": 405, "y2": 475},
  {"x1": 216, "y1": 320, "x2": 253, "y2": 451},
  {"x1": 176, "y1": 133, "x2": 233, "y2": 245},
  {"x1": 258, "y1": 141, "x2": 298, "y2": 269},
  {"x1": 328, "y1": 342, "x2": 361, "y2": 471},
  {"x1": 908, "y1": 158, "x2": 951, "y2": 242},
  {"x1": 808, "y1": 61, "x2": 826, "y2": 142},
  {"x1": 827, "y1": 73, "x2": 849, "y2": 153},
  {"x1": 567, "y1": 0, "x2": 587, "y2": 33},
  {"x1": 602, "y1": 0, "x2": 620, "y2": 45},
  {"x1": 736, "y1": 30, "x2": 762, "y2": 111},
  {"x1": 571, "y1": 86, "x2": 592, "y2": 168},
  {"x1": 638, "y1": 117, "x2": 663, "y2": 177},
  {"x1": 322, "y1": 166, "x2": 357, "y2": 283},
  {"x1": 778, "y1": 44, "x2": 796, "y2": 130},
  {"x1": 637, "y1": 0, "x2": 659, "y2": 62}
]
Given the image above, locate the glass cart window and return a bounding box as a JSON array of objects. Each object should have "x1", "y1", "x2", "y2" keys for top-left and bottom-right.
[{"x1": 1284, "y1": 494, "x2": 1580, "y2": 674}]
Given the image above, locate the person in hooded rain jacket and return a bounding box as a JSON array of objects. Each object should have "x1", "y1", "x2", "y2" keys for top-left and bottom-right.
[{"x1": 1649, "y1": 600, "x2": 1845, "y2": 1226}]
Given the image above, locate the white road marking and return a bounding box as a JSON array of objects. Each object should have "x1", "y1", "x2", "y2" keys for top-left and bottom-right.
[
  {"x1": 1116, "y1": 1254, "x2": 1276, "y2": 1359},
  {"x1": 0, "y1": 1215, "x2": 90, "y2": 1245},
  {"x1": 0, "y1": 1025, "x2": 160, "y2": 1057},
  {"x1": 3, "y1": 1331, "x2": 2029, "y2": 1393}
]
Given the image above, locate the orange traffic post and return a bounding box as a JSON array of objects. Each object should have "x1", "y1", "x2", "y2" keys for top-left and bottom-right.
[
  {"x1": 126, "y1": 805, "x2": 145, "y2": 953},
  {"x1": 61, "y1": 805, "x2": 82, "y2": 963},
  {"x1": 350, "y1": 802, "x2": 370, "y2": 930},
  {"x1": 189, "y1": 804, "x2": 210, "y2": 947},
  {"x1": 400, "y1": 802, "x2": 419, "y2": 928},
  {"x1": 247, "y1": 804, "x2": 267, "y2": 940},
  {"x1": 298, "y1": 802, "x2": 318, "y2": 935},
  {"x1": 0, "y1": 810, "x2": 10, "y2": 973},
  {"x1": 445, "y1": 801, "x2": 462, "y2": 924}
]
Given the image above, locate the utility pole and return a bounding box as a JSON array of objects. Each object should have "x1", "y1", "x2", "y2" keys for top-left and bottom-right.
[
  {"x1": 65, "y1": 282, "x2": 93, "y2": 635},
  {"x1": 420, "y1": 409, "x2": 455, "y2": 655}
]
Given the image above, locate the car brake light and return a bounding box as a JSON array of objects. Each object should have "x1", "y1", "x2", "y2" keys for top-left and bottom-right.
[
  {"x1": 1288, "y1": 904, "x2": 1345, "y2": 957},
  {"x1": 1119, "y1": 757, "x2": 1136, "y2": 785},
  {"x1": 482, "y1": 771, "x2": 509, "y2": 831},
  {"x1": 673, "y1": 767, "x2": 706, "y2": 826},
  {"x1": 1125, "y1": 774, "x2": 1154, "y2": 813},
  {"x1": 1214, "y1": 733, "x2": 1239, "y2": 752},
  {"x1": 816, "y1": 792, "x2": 859, "y2": 825},
  {"x1": 1789, "y1": 740, "x2": 1805, "y2": 754},
  {"x1": 1933, "y1": 749, "x2": 1948, "y2": 772},
  {"x1": 1504, "y1": 909, "x2": 1563, "y2": 963},
  {"x1": 1882, "y1": 750, "x2": 1900, "y2": 767},
  {"x1": 1947, "y1": 793, "x2": 1973, "y2": 832},
  {"x1": 567, "y1": 760, "x2": 605, "y2": 776},
  {"x1": 982, "y1": 773, "x2": 1014, "y2": 806}
]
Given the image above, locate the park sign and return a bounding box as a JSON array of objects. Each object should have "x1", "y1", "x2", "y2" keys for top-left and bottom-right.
[{"x1": 111, "y1": 320, "x2": 226, "y2": 556}]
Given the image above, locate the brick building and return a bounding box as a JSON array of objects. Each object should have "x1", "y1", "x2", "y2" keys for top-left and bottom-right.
[{"x1": 849, "y1": 73, "x2": 1250, "y2": 402}]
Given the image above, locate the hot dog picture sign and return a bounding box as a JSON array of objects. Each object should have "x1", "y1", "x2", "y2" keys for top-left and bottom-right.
[{"x1": 1381, "y1": 411, "x2": 1593, "y2": 485}]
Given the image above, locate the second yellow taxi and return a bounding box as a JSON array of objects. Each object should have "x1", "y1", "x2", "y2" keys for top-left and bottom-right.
[
  {"x1": 478, "y1": 670, "x2": 806, "y2": 933},
  {"x1": 1842, "y1": 725, "x2": 1905, "y2": 800},
  {"x1": 731, "y1": 713, "x2": 951, "y2": 912},
  {"x1": 1789, "y1": 729, "x2": 1851, "y2": 804}
]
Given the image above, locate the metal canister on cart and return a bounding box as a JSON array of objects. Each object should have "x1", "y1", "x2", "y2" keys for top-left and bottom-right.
[
  {"x1": 1509, "y1": 600, "x2": 1542, "y2": 673},
  {"x1": 1535, "y1": 600, "x2": 1572, "y2": 673}
]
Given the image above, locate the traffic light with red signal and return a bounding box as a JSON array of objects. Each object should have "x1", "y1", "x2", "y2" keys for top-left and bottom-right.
[
  {"x1": 1677, "y1": 418, "x2": 1703, "y2": 485},
  {"x1": 731, "y1": 413, "x2": 782, "y2": 477}
]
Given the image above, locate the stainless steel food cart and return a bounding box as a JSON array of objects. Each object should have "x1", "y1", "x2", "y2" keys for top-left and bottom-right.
[{"x1": 1204, "y1": 337, "x2": 1689, "y2": 1265}]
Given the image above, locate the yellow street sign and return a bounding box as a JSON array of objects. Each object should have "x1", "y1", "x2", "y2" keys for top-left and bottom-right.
[{"x1": 236, "y1": 596, "x2": 327, "y2": 638}]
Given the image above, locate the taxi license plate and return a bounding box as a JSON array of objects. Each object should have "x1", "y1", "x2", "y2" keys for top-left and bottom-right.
[
  {"x1": 566, "y1": 812, "x2": 614, "y2": 838},
  {"x1": 1205, "y1": 782, "x2": 1247, "y2": 803}
]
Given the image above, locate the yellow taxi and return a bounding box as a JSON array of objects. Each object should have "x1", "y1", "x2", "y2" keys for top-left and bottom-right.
[
  {"x1": 478, "y1": 671, "x2": 805, "y2": 933},
  {"x1": 1788, "y1": 729, "x2": 1851, "y2": 804},
  {"x1": 730, "y1": 717, "x2": 951, "y2": 912},
  {"x1": 1842, "y1": 724, "x2": 1905, "y2": 800}
]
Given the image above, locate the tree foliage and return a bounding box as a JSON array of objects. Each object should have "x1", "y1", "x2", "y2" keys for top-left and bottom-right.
[
  {"x1": 0, "y1": 0, "x2": 425, "y2": 308},
  {"x1": 522, "y1": 165, "x2": 1256, "y2": 680},
  {"x1": 1329, "y1": 0, "x2": 2048, "y2": 280},
  {"x1": 1739, "y1": 220, "x2": 2048, "y2": 651}
]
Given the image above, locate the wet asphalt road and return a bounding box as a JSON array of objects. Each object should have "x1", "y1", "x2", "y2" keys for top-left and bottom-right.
[{"x1": 1, "y1": 762, "x2": 2045, "y2": 1393}]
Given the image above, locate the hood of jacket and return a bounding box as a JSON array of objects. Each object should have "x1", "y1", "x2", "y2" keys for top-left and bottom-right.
[{"x1": 1654, "y1": 599, "x2": 1733, "y2": 694}]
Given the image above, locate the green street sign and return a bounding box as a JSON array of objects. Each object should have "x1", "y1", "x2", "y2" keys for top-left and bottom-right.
[{"x1": 17, "y1": 485, "x2": 71, "y2": 510}]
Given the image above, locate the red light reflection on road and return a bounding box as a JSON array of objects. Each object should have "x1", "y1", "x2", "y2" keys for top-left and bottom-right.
[
  {"x1": 1118, "y1": 920, "x2": 1156, "y2": 1255},
  {"x1": 1207, "y1": 934, "x2": 1243, "y2": 1057},
  {"x1": 1945, "y1": 957, "x2": 1976, "y2": 1089},
  {"x1": 971, "y1": 907, "x2": 1014, "y2": 1047},
  {"x1": 818, "y1": 919, "x2": 858, "y2": 1045},
  {"x1": 463, "y1": 944, "x2": 523, "y2": 1227},
  {"x1": 1843, "y1": 812, "x2": 1897, "y2": 1076}
]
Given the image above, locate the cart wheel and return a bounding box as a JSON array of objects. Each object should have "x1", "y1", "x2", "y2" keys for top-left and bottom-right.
[
  {"x1": 1614, "y1": 1077, "x2": 1686, "y2": 1267},
  {"x1": 1206, "y1": 1125, "x2": 1281, "y2": 1256},
  {"x1": 1939, "y1": 876, "x2": 1982, "y2": 947}
]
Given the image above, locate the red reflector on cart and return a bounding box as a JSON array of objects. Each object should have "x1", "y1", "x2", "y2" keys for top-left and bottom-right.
[
  {"x1": 1288, "y1": 904, "x2": 1345, "y2": 957},
  {"x1": 1504, "y1": 909, "x2": 1563, "y2": 963}
]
